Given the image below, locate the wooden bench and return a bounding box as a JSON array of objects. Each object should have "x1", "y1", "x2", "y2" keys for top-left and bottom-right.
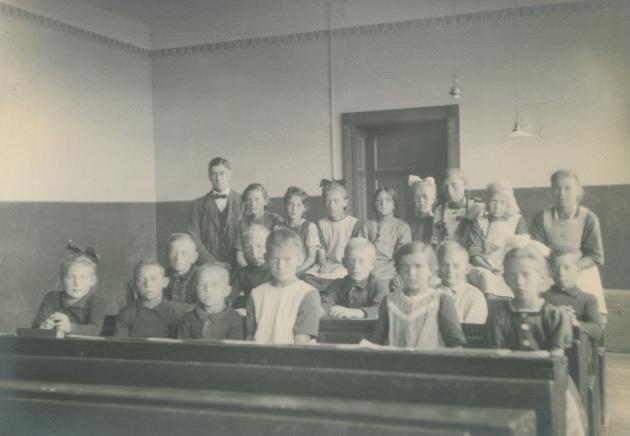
[
  {"x1": 0, "y1": 379, "x2": 537, "y2": 436},
  {"x1": 0, "y1": 336, "x2": 567, "y2": 435}
]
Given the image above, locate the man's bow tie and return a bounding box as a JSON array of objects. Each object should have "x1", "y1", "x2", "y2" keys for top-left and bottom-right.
[{"x1": 213, "y1": 193, "x2": 228, "y2": 200}]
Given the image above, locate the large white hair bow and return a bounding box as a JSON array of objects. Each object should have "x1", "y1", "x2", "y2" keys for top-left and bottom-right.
[{"x1": 408, "y1": 175, "x2": 435, "y2": 186}]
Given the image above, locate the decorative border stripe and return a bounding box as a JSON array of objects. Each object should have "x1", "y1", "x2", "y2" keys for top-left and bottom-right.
[
  {"x1": 1, "y1": 0, "x2": 627, "y2": 58},
  {"x1": 0, "y1": 2, "x2": 149, "y2": 56}
]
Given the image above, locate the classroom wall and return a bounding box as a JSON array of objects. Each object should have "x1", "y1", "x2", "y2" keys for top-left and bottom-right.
[
  {"x1": 151, "y1": 2, "x2": 630, "y2": 201},
  {"x1": 0, "y1": 8, "x2": 156, "y2": 333}
]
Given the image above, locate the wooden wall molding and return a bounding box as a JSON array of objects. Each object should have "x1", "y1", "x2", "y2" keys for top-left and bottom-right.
[{"x1": 1, "y1": 0, "x2": 626, "y2": 58}]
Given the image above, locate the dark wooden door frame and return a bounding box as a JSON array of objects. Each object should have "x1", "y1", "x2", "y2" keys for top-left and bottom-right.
[{"x1": 341, "y1": 105, "x2": 460, "y2": 220}]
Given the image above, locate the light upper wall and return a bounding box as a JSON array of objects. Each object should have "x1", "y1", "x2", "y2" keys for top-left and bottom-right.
[
  {"x1": 0, "y1": 6, "x2": 156, "y2": 202},
  {"x1": 152, "y1": 2, "x2": 630, "y2": 200}
]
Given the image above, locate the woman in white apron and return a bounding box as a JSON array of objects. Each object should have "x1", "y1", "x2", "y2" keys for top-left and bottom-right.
[{"x1": 530, "y1": 170, "x2": 607, "y2": 321}]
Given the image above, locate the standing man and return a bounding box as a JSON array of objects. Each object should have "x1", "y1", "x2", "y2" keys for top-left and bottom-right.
[{"x1": 187, "y1": 157, "x2": 242, "y2": 265}]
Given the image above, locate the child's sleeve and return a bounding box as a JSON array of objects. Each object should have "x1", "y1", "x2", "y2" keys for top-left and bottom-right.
[
  {"x1": 485, "y1": 307, "x2": 507, "y2": 348},
  {"x1": 320, "y1": 280, "x2": 339, "y2": 314},
  {"x1": 465, "y1": 287, "x2": 488, "y2": 324},
  {"x1": 72, "y1": 297, "x2": 107, "y2": 336},
  {"x1": 32, "y1": 293, "x2": 55, "y2": 328},
  {"x1": 169, "y1": 307, "x2": 184, "y2": 339},
  {"x1": 370, "y1": 297, "x2": 389, "y2": 345},
  {"x1": 544, "y1": 306, "x2": 573, "y2": 350},
  {"x1": 113, "y1": 308, "x2": 131, "y2": 337},
  {"x1": 293, "y1": 290, "x2": 321, "y2": 339},
  {"x1": 228, "y1": 312, "x2": 246, "y2": 340},
  {"x1": 467, "y1": 220, "x2": 485, "y2": 256},
  {"x1": 529, "y1": 211, "x2": 547, "y2": 244},
  {"x1": 581, "y1": 211, "x2": 604, "y2": 265},
  {"x1": 363, "y1": 280, "x2": 389, "y2": 320},
  {"x1": 177, "y1": 314, "x2": 193, "y2": 340},
  {"x1": 438, "y1": 294, "x2": 466, "y2": 347},
  {"x1": 306, "y1": 222, "x2": 321, "y2": 248},
  {"x1": 398, "y1": 222, "x2": 412, "y2": 247},
  {"x1": 245, "y1": 295, "x2": 257, "y2": 340},
  {"x1": 580, "y1": 294, "x2": 602, "y2": 342},
  {"x1": 227, "y1": 269, "x2": 243, "y2": 306}
]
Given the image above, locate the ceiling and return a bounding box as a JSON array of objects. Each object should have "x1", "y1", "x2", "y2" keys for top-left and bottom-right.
[
  {"x1": 9, "y1": 0, "x2": 581, "y2": 50},
  {"x1": 75, "y1": 0, "x2": 577, "y2": 48}
]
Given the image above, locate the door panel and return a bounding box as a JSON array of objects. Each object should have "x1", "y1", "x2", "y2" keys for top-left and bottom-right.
[
  {"x1": 342, "y1": 106, "x2": 459, "y2": 222},
  {"x1": 365, "y1": 121, "x2": 448, "y2": 221}
]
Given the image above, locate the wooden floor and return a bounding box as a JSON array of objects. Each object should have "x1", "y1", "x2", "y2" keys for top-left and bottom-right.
[{"x1": 607, "y1": 352, "x2": 630, "y2": 435}]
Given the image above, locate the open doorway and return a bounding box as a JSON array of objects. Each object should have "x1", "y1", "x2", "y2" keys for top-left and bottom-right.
[{"x1": 342, "y1": 105, "x2": 460, "y2": 221}]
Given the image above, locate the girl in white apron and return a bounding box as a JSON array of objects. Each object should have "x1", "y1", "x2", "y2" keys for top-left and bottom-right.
[
  {"x1": 530, "y1": 170, "x2": 607, "y2": 319},
  {"x1": 467, "y1": 180, "x2": 529, "y2": 298},
  {"x1": 431, "y1": 168, "x2": 484, "y2": 247}
]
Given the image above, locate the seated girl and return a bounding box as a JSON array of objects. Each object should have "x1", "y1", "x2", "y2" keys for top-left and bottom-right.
[
  {"x1": 467, "y1": 180, "x2": 528, "y2": 298},
  {"x1": 32, "y1": 242, "x2": 106, "y2": 336},
  {"x1": 371, "y1": 242, "x2": 465, "y2": 349},
  {"x1": 303, "y1": 179, "x2": 361, "y2": 290},
  {"x1": 360, "y1": 187, "x2": 412, "y2": 281},
  {"x1": 235, "y1": 183, "x2": 284, "y2": 267},
  {"x1": 408, "y1": 176, "x2": 437, "y2": 245},
  {"x1": 282, "y1": 186, "x2": 320, "y2": 276},
  {"x1": 431, "y1": 168, "x2": 484, "y2": 247}
]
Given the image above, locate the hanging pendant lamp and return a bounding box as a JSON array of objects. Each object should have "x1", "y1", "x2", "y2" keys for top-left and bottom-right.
[
  {"x1": 449, "y1": 0, "x2": 462, "y2": 98},
  {"x1": 507, "y1": 0, "x2": 538, "y2": 139}
]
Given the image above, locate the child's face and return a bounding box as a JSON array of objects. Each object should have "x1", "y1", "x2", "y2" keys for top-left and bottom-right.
[
  {"x1": 343, "y1": 248, "x2": 375, "y2": 282},
  {"x1": 504, "y1": 258, "x2": 544, "y2": 302},
  {"x1": 552, "y1": 176, "x2": 579, "y2": 211},
  {"x1": 438, "y1": 250, "x2": 469, "y2": 288},
  {"x1": 243, "y1": 234, "x2": 267, "y2": 267},
  {"x1": 135, "y1": 265, "x2": 168, "y2": 302},
  {"x1": 285, "y1": 195, "x2": 305, "y2": 223},
  {"x1": 63, "y1": 263, "x2": 96, "y2": 300},
  {"x1": 197, "y1": 268, "x2": 230, "y2": 308},
  {"x1": 208, "y1": 164, "x2": 232, "y2": 192},
  {"x1": 245, "y1": 190, "x2": 267, "y2": 217},
  {"x1": 412, "y1": 184, "x2": 435, "y2": 215},
  {"x1": 374, "y1": 191, "x2": 395, "y2": 218},
  {"x1": 552, "y1": 254, "x2": 579, "y2": 289},
  {"x1": 266, "y1": 243, "x2": 303, "y2": 285},
  {"x1": 398, "y1": 253, "x2": 432, "y2": 294},
  {"x1": 325, "y1": 189, "x2": 347, "y2": 220},
  {"x1": 487, "y1": 193, "x2": 509, "y2": 219},
  {"x1": 443, "y1": 177, "x2": 465, "y2": 203},
  {"x1": 168, "y1": 239, "x2": 198, "y2": 275}
]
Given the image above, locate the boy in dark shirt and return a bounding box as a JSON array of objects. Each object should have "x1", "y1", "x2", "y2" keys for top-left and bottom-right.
[
  {"x1": 322, "y1": 238, "x2": 389, "y2": 319},
  {"x1": 229, "y1": 224, "x2": 272, "y2": 310},
  {"x1": 542, "y1": 249, "x2": 602, "y2": 342},
  {"x1": 164, "y1": 233, "x2": 200, "y2": 312},
  {"x1": 179, "y1": 263, "x2": 244, "y2": 340},
  {"x1": 115, "y1": 260, "x2": 182, "y2": 338}
]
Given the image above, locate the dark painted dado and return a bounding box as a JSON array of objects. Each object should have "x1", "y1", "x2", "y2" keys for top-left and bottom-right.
[
  {"x1": 1, "y1": 184, "x2": 628, "y2": 338},
  {"x1": 0, "y1": 202, "x2": 157, "y2": 334}
]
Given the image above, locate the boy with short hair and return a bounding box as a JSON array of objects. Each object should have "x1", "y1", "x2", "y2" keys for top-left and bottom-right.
[
  {"x1": 436, "y1": 242, "x2": 487, "y2": 324},
  {"x1": 542, "y1": 249, "x2": 602, "y2": 342},
  {"x1": 164, "y1": 233, "x2": 200, "y2": 312},
  {"x1": 246, "y1": 228, "x2": 321, "y2": 344},
  {"x1": 115, "y1": 260, "x2": 182, "y2": 338},
  {"x1": 187, "y1": 157, "x2": 242, "y2": 264},
  {"x1": 322, "y1": 238, "x2": 389, "y2": 319},
  {"x1": 229, "y1": 224, "x2": 273, "y2": 309},
  {"x1": 178, "y1": 263, "x2": 244, "y2": 340}
]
